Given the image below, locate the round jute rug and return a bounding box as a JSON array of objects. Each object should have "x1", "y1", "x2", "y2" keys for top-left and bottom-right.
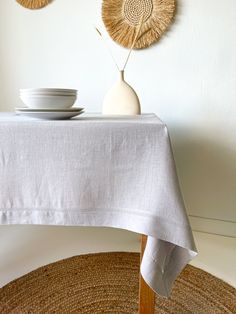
[{"x1": 0, "y1": 252, "x2": 235, "y2": 313}]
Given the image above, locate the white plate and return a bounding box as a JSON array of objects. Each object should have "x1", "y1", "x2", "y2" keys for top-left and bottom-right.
[
  {"x1": 15, "y1": 110, "x2": 84, "y2": 120},
  {"x1": 15, "y1": 107, "x2": 84, "y2": 112}
]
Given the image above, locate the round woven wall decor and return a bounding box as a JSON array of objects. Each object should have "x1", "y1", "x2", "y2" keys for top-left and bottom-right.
[
  {"x1": 16, "y1": 0, "x2": 50, "y2": 9},
  {"x1": 102, "y1": 0, "x2": 176, "y2": 49},
  {"x1": 0, "y1": 252, "x2": 235, "y2": 313}
]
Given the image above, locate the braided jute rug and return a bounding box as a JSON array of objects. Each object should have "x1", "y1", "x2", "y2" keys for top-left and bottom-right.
[{"x1": 0, "y1": 252, "x2": 235, "y2": 313}]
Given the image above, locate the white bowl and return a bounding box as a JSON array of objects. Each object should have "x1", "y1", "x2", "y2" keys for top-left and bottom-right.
[
  {"x1": 20, "y1": 94, "x2": 77, "y2": 109},
  {"x1": 20, "y1": 88, "x2": 77, "y2": 95},
  {"x1": 20, "y1": 91, "x2": 77, "y2": 97},
  {"x1": 20, "y1": 92, "x2": 77, "y2": 97}
]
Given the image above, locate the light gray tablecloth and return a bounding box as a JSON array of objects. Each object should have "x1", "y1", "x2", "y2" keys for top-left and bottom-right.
[{"x1": 0, "y1": 113, "x2": 197, "y2": 297}]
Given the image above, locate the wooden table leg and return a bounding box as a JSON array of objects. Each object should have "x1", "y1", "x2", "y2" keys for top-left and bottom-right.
[{"x1": 138, "y1": 235, "x2": 155, "y2": 314}]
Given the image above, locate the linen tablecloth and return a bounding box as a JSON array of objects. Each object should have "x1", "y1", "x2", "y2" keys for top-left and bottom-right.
[{"x1": 0, "y1": 113, "x2": 197, "y2": 297}]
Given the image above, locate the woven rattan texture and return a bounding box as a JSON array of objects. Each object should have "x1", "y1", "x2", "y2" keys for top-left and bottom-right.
[
  {"x1": 16, "y1": 0, "x2": 50, "y2": 9},
  {"x1": 0, "y1": 252, "x2": 235, "y2": 313},
  {"x1": 102, "y1": 0, "x2": 176, "y2": 49}
]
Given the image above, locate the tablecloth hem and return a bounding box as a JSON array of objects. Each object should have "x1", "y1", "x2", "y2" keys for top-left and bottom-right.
[
  {"x1": 141, "y1": 247, "x2": 196, "y2": 297},
  {"x1": 0, "y1": 209, "x2": 196, "y2": 251},
  {"x1": 0, "y1": 209, "x2": 197, "y2": 297}
]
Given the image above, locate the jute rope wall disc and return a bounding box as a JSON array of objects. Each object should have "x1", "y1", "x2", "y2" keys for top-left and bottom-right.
[
  {"x1": 0, "y1": 252, "x2": 235, "y2": 313},
  {"x1": 16, "y1": 0, "x2": 51, "y2": 9},
  {"x1": 102, "y1": 0, "x2": 176, "y2": 49}
]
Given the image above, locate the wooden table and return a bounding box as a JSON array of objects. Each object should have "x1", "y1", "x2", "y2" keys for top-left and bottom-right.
[{"x1": 139, "y1": 235, "x2": 155, "y2": 314}]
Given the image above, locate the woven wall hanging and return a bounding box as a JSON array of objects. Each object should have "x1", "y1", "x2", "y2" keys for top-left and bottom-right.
[
  {"x1": 16, "y1": 0, "x2": 51, "y2": 9},
  {"x1": 102, "y1": 0, "x2": 176, "y2": 49}
]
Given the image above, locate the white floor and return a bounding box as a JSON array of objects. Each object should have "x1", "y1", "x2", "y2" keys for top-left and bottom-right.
[
  {"x1": 190, "y1": 231, "x2": 236, "y2": 288},
  {"x1": 0, "y1": 226, "x2": 235, "y2": 288}
]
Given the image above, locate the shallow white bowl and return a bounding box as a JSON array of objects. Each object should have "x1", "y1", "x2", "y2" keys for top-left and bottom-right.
[
  {"x1": 20, "y1": 92, "x2": 77, "y2": 97},
  {"x1": 20, "y1": 88, "x2": 77, "y2": 95},
  {"x1": 20, "y1": 94, "x2": 77, "y2": 109},
  {"x1": 20, "y1": 91, "x2": 77, "y2": 97}
]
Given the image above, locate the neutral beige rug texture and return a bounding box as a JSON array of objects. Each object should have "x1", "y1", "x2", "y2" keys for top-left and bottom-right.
[{"x1": 0, "y1": 252, "x2": 235, "y2": 313}]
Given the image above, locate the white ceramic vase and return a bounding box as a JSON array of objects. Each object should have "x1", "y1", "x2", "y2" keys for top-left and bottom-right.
[{"x1": 102, "y1": 70, "x2": 141, "y2": 115}]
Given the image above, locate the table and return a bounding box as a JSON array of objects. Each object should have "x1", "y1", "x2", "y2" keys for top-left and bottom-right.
[{"x1": 0, "y1": 113, "x2": 197, "y2": 313}]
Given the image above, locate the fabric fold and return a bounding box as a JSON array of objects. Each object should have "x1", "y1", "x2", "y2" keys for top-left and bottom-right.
[{"x1": 0, "y1": 113, "x2": 197, "y2": 297}]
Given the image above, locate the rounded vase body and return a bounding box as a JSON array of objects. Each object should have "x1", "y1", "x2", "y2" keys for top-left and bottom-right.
[{"x1": 102, "y1": 70, "x2": 141, "y2": 115}]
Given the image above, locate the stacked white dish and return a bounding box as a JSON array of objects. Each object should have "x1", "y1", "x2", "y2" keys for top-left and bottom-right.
[{"x1": 16, "y1": 88, "x2": 84, "y2": 120}]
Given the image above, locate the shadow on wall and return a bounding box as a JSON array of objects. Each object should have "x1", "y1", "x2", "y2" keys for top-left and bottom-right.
[{"x1": 170, "y1": 129, "x2": 236, "y2": 223}]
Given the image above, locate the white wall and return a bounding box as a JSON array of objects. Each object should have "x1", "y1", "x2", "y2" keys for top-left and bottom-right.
[{"x1": 0, "y1": 0, "x2": 236, "y2": 285}]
